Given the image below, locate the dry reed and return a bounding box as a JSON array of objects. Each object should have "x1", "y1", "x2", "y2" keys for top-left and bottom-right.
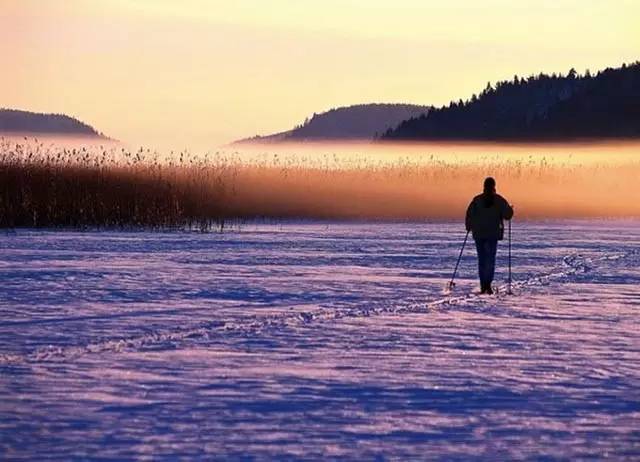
[{"x1": 1, "y1": 137, "x2": 639, "y2": 229}]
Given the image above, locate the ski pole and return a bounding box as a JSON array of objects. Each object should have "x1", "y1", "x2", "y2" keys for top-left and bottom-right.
[
  {"x1": 507, "y1": 219, "x2": 513, "y2": 295},
  {"x1": 448, "y1": 230, "x2": 470, "y2": 291}
]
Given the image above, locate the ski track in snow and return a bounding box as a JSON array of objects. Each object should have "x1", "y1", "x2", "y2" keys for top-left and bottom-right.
[
  {"x1": 1, "y1": 221, "x2": 639, "y2": 460},
  {"x1": 0, "y1": 249, "x2": 635, "y2": 365}
]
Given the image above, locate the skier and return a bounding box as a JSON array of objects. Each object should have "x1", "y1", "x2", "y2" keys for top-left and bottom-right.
[{"x1": 465, "y1": 177, "x2": 514, "y2": 294}]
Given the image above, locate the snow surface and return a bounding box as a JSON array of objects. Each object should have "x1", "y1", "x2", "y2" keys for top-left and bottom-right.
[{"x1": 1, "y1": 221, "x2": 639, "y2": 460}]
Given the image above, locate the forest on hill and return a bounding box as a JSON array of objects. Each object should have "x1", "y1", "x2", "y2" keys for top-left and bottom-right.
[
  {"x1": 235, "y1": 103, "x2": 431, "y2": 143},
  {"x1": 382, "y1": 62, "x2": 640, "y2": 141},
  {"x1": 0, "y1": 109, "x2": 106, "y2": 137}
]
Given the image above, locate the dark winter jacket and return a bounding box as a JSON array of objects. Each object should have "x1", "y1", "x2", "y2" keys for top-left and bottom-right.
[{"x1": 465, "y1": 193, "x2": 513, "y2": 240}]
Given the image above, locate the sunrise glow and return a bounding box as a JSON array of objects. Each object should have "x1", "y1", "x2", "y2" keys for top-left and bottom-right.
[{"x1": 3, "y1": 0, "x2": 639, "y2": 148}]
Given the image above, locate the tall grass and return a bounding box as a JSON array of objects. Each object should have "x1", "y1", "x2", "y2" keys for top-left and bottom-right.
[
  {"x1": 1, "y1": 137, "x2": 639, "y2": 229},
  {"x1": 0, "y1": 139, "x2": 231, "y2": 229}
]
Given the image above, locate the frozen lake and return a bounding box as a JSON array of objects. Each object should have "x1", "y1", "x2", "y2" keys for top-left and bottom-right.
[{"x1": 1, "y1": 221, "x2": 639, "y2": 460}]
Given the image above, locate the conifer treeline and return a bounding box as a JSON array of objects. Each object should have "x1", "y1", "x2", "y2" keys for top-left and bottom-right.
[{"x1": 383, "y1": 62, "x2": 640, "y2": 141}]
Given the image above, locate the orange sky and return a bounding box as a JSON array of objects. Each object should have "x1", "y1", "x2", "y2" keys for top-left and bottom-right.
[{"x1": 2, "y1": 0, "x2": 639, "y2": 149}]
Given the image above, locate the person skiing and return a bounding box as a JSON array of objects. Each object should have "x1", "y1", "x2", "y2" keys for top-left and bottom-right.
[{"x1": 465, "y1": 177, "x2": 514, "y2": 294}]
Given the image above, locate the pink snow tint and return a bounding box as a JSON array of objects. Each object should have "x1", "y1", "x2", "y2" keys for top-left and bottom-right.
[{"x1": 0, "y1": 221, "x2": 639, "y2": 460}]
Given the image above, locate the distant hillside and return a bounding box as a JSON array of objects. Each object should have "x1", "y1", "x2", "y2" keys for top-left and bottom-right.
[
  {"x1": 383, "y1": 62, "x2": 640, "y2": 141},
  {"x1": 0, "y1": 109, "x2": 107, "y2": 138},
  {"x1": 235, "y1": 103, "x2": 432, "y2": 143}
]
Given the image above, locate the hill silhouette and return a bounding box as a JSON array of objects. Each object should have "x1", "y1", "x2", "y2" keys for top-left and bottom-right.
[
  {"x1": 383, "y1": 62, "x2": 640, "y2": 141},
  {"x1": 235, "y1": 103, "x2": 431, "y2": 143},
  {"x1": 0, "y1": 109, "x2": 107, "y2": 138}
]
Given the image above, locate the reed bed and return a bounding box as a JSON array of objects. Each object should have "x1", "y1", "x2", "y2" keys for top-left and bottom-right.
[{"x1": 1, "y1": 138, "x2": 639, "y2": 229}]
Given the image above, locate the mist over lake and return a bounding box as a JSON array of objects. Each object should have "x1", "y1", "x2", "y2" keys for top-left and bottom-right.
[
  {"x1": 6, "y1": 137, "x2": 638, "y2": 225},
  {"x1": 3, "y1": 1, "x2": 639, "y2": 460}
]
